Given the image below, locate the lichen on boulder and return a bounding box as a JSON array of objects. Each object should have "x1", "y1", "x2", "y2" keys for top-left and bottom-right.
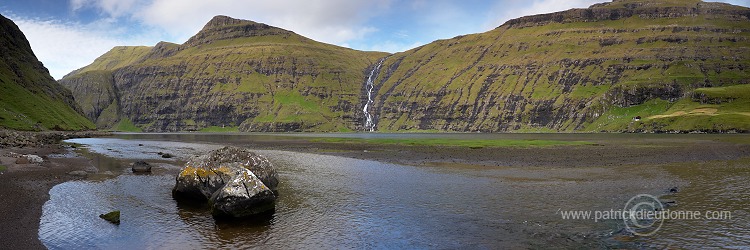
[{"x1": 172, "y1": 146, "x2": 278, "y2": 218}]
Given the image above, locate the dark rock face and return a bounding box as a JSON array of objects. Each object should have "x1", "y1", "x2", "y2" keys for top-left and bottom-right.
[
  {"x1": 57, "y1": 71, "x2": 118, "y2": 128},
  {"x1": 173, "y1": 146, "x2": 278, "y2": 218}
]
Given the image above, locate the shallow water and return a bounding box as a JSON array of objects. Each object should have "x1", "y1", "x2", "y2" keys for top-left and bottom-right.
[{"x1": 40, "y1": 134, "x2": 750, "y2": 248}]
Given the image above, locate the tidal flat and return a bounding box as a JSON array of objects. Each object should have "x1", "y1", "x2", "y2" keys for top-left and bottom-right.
[{"x1": 8, "y1": 133, "x2": 750, "y2": 248}]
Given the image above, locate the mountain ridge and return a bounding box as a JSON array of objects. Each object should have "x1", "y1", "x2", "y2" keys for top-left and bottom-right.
[
  {"x1": 365, "y1": 0, "x2": 750, "y2": 132},
  {"x1": 61, "y1": 15, "x2": 389, "y2": 132},
  {"x1": 62, "y1": 0, "x2": 750, "y2": 133}
]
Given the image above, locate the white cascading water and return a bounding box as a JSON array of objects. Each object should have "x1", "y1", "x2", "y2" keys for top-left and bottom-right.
[{"x1": 363, "y1": 58, "x2": 386, "y2": 132}]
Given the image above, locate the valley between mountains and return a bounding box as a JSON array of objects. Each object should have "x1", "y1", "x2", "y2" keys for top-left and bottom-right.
[{"x1": 58, "y1": 0, "x2": 750, "y2": 133}]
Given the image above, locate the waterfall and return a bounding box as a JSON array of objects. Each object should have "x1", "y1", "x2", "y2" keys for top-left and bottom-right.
[{"x1": 363, "y1": 58, "x2": 386, "y2": 132}]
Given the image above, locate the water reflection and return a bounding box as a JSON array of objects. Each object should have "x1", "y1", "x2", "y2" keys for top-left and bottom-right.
[{"x1": 40, "y1": 135, "x2": 750, "y2": 248}]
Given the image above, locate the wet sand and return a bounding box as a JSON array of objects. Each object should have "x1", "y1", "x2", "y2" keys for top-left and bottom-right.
[{"x1": 0, "y1": 145, "x2": 96, "y2": 249}]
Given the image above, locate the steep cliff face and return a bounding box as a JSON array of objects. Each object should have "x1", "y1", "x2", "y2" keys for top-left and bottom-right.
[
  {"x1": 61, "y1": 15, "x2": 387, "y2": 132},
  {"x1": 0, "y1": 14, "x2": 94, "y2": 131},
  {"x1": 365, "y1": 0, "x2": 750, "y2": 132}
]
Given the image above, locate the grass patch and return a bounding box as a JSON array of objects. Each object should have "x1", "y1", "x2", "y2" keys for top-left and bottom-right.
[
  {"x1": 585, "y1": 99, "x2": 672, "y2": 131},
  {"x1": 694, "y1": 84, "x2": 750, "y2": 99},
  {"x1": 310, "y1": 138, "x2": 592, "y2": 148},
  {"x1": 0, "y1": 165, "x2": 6, "y2": 172},
  {"x1": 0, "y1": 73, "x2": 95, "y2": 131},
  {"x1": 199, "y1": 126, "x2": 240, "y2": 132},
  {"x1": 111, "y1": 118, "x2": 143, "y2": 132}
]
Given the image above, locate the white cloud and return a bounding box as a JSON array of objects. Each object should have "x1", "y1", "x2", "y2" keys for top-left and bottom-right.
[
  {"x1": 71, "y1": 0, "x2": 146, "y2": 18},
  {"x1": 367, "y1": 41, "x2": 424, "y2": 53},
  {"x1": 75, "y1": 0, "x2": 391, "y2": 46},
  {"x1": 10, "y1": 16, "x2": 159, "y2": 79}
]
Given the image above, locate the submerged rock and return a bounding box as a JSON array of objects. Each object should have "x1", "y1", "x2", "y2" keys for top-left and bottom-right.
[
  {"x1": 173, "y1": 146, "x2": 279, "y2": 218},
  {"x1": 131, "y1": 161, "x2": 152, "y2": 173},
  {"x1": 99, "y1": 210, "x2": 120, "y2": 225}
]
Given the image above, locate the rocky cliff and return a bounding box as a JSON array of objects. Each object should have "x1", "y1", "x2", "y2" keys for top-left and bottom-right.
[
  {"x1": 61, "y1": 15, "x2": 387, "y2": 132},
  {"x1": 0, "y1": 14, "x2": 94, "y2": 131},
  {"x1": 366, "y1": 0, "x2": 750, "y2": 132}
]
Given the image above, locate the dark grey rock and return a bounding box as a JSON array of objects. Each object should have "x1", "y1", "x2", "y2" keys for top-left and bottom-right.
[{"x1": 131, "y1": 161, "x2": 152, "y2": 173}]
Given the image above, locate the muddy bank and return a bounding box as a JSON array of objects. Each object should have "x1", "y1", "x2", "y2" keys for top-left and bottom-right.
[{"x1": 0, "y1": 145, "x2": 97, "y2": 249}]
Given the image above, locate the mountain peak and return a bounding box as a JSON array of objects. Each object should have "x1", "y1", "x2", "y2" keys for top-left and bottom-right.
[
  {"x1": 184, "y1": 15, "x2": 295, "y2": 47},
  {"x1": 202, "y1": 15, "x2": 258, "y2": 29}
]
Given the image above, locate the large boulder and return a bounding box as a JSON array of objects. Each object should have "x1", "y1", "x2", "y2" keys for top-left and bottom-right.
[
  {"x1": 209, "y1": 168, "x2": 276, "y2": 218},
  {"x1": 172, "y1": 146, "x2": 279, "y2": 218}
]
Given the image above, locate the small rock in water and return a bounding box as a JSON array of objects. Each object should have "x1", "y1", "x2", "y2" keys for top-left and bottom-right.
[
  {"x1": 138, "y1": 144, "x2": 144, "y2": 146},
  {"x1": 161, "y1": 153, "x2": 174, "y2": 158},
  {"x1": 131, "y1": 161, "x2": 152, "y2": 173},
  {"x1": 668, "y1": 187, "x2": 679, "y2": 193},
  {"x1": 99, "y1": 210, "x2": 120, "y2": 225}
]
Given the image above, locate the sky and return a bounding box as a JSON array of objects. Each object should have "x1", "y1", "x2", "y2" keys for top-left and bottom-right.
[{"x1": 2, "y1": 0, "x2": 749, "y2": 79}]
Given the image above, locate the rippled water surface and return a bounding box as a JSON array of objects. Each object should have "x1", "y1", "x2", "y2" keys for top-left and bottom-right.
[{"x1": 40, "y1": 134, "x2": 750, "y2": 248}]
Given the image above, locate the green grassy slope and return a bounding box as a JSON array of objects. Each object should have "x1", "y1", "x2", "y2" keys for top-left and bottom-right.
[
  {"x1": 62, "y1": 15, "x2": 387, "y2": 132},
  {"x1": 368, "y1": 0, "x2": 750, "y2": 132},
  {"x1": 63, "y1": 46, "x2": 152, "y2": 77},
  {"x1": 0, "y1": 14, "x2": 95, "y2": 131}
]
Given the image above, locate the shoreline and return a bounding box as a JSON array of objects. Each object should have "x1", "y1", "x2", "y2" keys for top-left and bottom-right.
[
  {"x1": 2, "y1": 132, "x2": 749, "y2": 248},
  {"x1": 0, "y1": 130, "x2": 108, "y2": 249},
  {"x1": 0, "y1": 145, "x2": 96, "y2": 249}
]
